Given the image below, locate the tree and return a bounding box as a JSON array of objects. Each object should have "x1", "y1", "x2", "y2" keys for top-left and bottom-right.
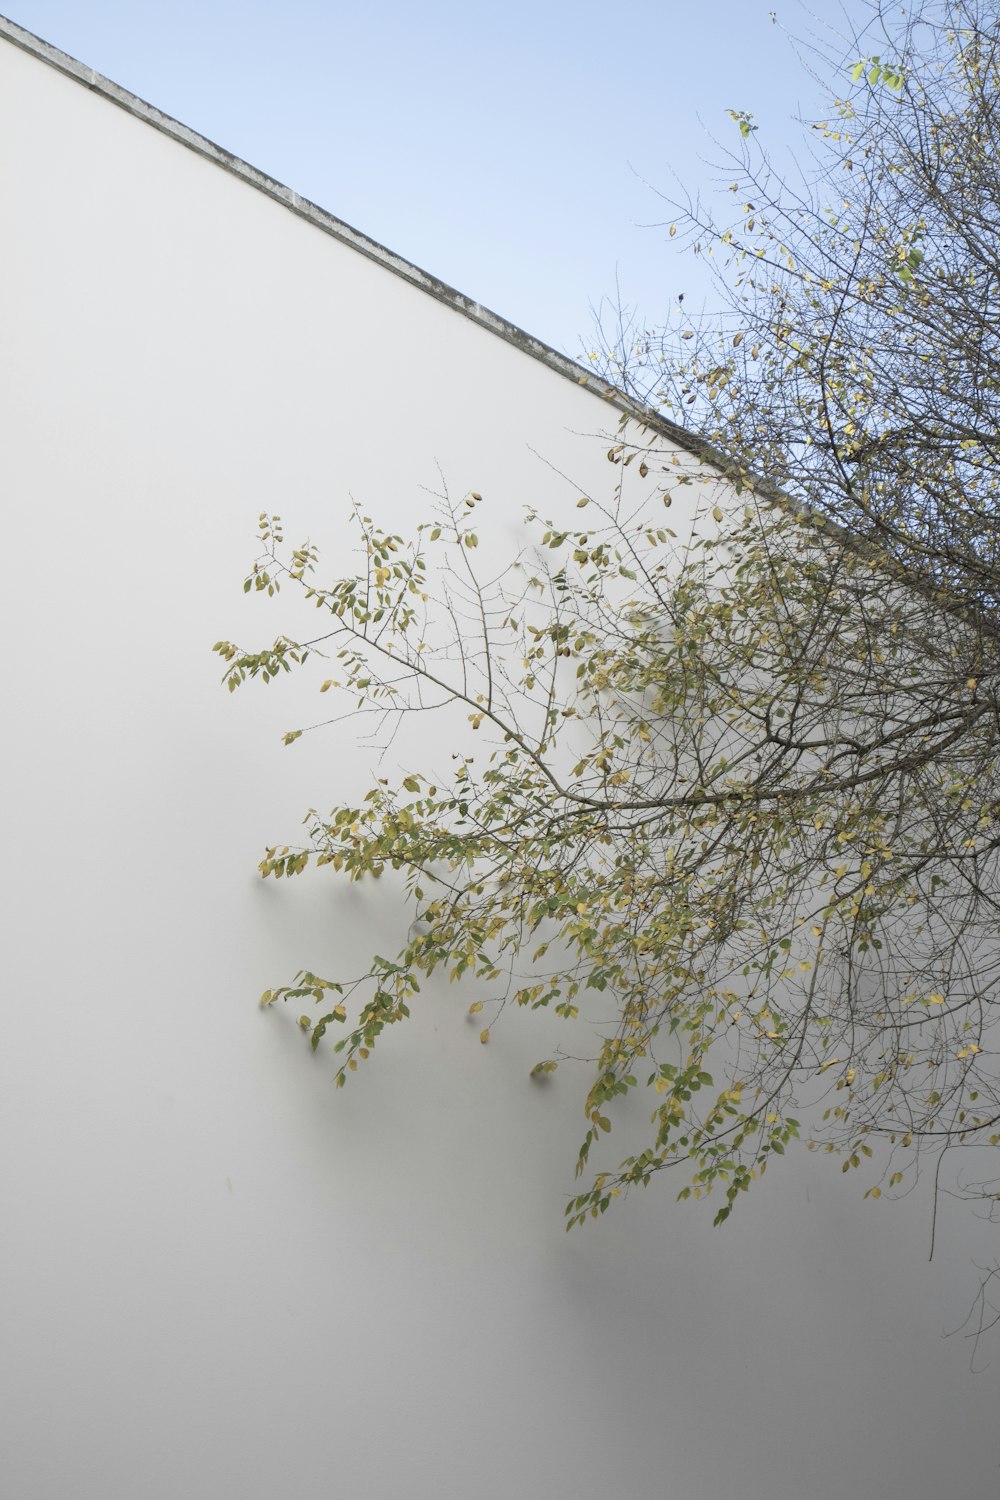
[
  {"x1": 214, "y1": 1, "x2": 1000, "y2": 1272},
  {"x1": 599, "y1": 0, "x2": 1000, "y2": 620}
]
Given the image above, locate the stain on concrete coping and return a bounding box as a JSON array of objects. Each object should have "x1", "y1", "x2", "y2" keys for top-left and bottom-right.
[{"x1": 0, "y1": 11, "x2": 725, "y2": 466}]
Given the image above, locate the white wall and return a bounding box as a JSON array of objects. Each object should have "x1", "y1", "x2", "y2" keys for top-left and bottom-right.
[{"x1": 0, "y1": 29, "x2": 996, "y2": 1500}]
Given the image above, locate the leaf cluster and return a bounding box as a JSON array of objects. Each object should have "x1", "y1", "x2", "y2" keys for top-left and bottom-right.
[{"x1": 219, "y1": 468, "x2": 1000, "y2": 1231}]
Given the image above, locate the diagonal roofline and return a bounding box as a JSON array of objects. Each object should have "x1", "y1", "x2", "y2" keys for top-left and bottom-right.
[
  {"x1": 5, "y1": 15, "x2": 995, "y2": 641},
  {"x1": 1, "y1": 11, "x2": 935, "y2": 596},
  {"x1": 0, "y1": 11, "x2": 718, "y2": 463}
]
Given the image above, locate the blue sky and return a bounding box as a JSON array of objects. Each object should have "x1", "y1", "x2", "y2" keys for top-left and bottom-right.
[{"x1": 4, "y1": 1, "x2": 872, "y2": 358}]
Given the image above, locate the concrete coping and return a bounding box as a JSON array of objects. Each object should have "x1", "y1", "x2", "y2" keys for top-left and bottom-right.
[{"x1": 0, "y1": 11, "x2": 719, "y2": 465}]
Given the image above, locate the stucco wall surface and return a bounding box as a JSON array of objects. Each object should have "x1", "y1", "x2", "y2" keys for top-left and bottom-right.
[{"x1": 0, "y1": 30, "x2": 996, "y2": 1500}]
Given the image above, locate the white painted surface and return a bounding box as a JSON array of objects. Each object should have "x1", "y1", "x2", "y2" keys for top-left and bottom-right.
[{"x1": 0, "y1": 31, "x2": 995, "y2": 1500}]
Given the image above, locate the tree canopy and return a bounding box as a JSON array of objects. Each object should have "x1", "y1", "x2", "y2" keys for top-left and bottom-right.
[
  {"x1": 600, "y1": 0, "x2": 1000, "y2": 621},
  {"x1": 216, "y1": 1, "x2": 1000, "y2": 1289}
]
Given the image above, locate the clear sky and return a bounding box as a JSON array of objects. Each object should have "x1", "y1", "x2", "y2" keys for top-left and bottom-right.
[{"x1": 3, "y1": 1, "x2": 872, "y2": 359}]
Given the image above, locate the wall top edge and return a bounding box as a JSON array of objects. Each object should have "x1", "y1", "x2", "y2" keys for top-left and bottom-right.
[
  {"x1": 0, "y1": 9, "x2": 888, "y2": 581},
  {"x1": 0, "y1": 10, "x2": 726, "y2": 466}
]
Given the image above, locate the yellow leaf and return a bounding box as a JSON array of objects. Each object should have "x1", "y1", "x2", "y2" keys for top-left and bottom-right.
[
  {"x1": 468, "y1": 1001, "x2": 483, "y2": 1015},
  {"x1": 712, "y1": 505, "x2": 724, "y2": 523},
  {"x1": 480, "y1": 1028, "x2": 490, "y2": 1044}
]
